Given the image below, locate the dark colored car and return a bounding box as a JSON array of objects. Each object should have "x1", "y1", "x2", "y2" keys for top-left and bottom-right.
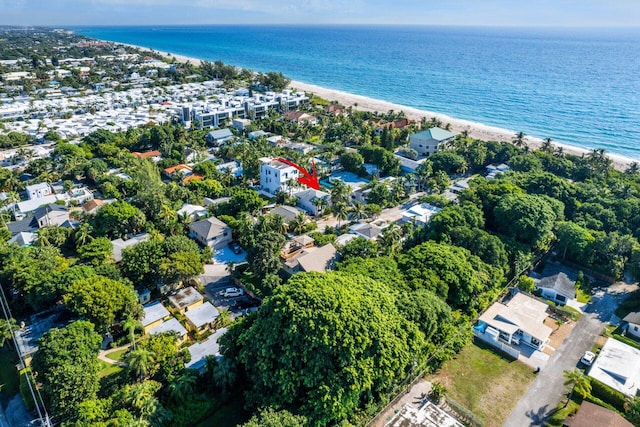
[
  {"x1": 229, "y1": 241, "x2": 242, "y2": 254},
  {"x1": 233, "y1": 296, "x2": 259, "y2": 309}
]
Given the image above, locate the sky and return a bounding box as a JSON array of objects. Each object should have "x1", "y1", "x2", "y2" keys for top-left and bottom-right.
[{"x1": 0, "y1": 0, "x2": 639, "y2": 27}]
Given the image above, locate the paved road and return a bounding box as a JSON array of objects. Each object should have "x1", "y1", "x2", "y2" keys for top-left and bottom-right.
[{"x1": 503, "y1": 284, "x2": 634, "y2": 427}]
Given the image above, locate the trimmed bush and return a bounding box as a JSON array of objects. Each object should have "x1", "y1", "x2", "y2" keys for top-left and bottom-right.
[{"x1": 589, "y1": 377, "x2": 627, "y2": 412}]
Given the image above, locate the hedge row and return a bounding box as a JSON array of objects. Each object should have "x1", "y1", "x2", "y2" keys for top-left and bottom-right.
[{"x1": 588, "y1": 377, "x2": 627, "y2": 412}]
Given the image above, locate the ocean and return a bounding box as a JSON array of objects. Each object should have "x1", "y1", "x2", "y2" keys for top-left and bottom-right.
[{"x1": 74, "y1": 25, "x2": 640, "y2": 160}]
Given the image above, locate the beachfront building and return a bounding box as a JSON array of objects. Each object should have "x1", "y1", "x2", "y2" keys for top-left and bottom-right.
[
  {"x1": 259, "y1": 157, "x2": 300, "y2": 196},
  {"x1": 409, "y1": 127, "x2": 455, "y2": 157}
]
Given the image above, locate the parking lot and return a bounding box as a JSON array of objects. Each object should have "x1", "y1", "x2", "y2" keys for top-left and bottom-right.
[{"x1": 203, "y1": 277, "x2": 259, "y2": 320}]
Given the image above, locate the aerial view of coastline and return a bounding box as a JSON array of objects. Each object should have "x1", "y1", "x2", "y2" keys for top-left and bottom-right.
[{"x1": 1, "y1": 2, "x2": 640, "y2": 427}]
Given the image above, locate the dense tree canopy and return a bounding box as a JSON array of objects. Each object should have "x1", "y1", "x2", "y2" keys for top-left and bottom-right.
[
  {"x1": 234, "y1": 272, "x2": 424, "y2": 425},
  {"x1": 64, "y1": 276, "x2": 142, "y2": 332},
  {"x1": 31, "y1": 321, "x2": 102, "y2": 421}
]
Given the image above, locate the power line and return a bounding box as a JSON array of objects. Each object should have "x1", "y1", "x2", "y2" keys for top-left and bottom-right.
[{"x1": 0, "y1": 285, "x2": 52, "y2": 427}]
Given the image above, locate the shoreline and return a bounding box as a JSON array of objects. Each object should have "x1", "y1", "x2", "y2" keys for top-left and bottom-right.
[{"x1": 117, "y1": 41, "x2": 637, "y2": 170}]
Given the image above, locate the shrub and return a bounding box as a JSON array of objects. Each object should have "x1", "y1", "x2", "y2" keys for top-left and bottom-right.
[{"x1": 589, "y1": 378, "x2": 627, "y2": 412}]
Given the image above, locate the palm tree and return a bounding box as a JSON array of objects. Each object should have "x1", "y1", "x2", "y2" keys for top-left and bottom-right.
[
  {"x1": 209, "y1": 356, "x2": 237, "y2": 394},
  {"x1": 512, "y1": 131, "x2": 527, "y2": 149},
  {"x1": 289, "y1": 212, "x2": 307, "y2": 235},
  {"x1": 333, "y1": 203, "x2": 349, "y2": 228},
  {"x1": 214, "y1": 309, "x2": 233, "y2": 329},
  {"x1": 378, "y1": 224, "x2": 402, "y2": 255},
  {"x1": 330, "y1": 180, "x2": 350, "y2": 206},
  {"x1": 125, "y1": 348, "x2": 155, "y2": 381},
  {"x1": 625, "y1": 162, "x2": 640, "y2": 175},
  {"x1": 541, "y1": 137, "x2": 554, "y2": 153},
  {"x1": 349, "y1": 201, "x2": 367, "y2": 221},
  {"x1": 563, "y1": 369, "x2": 591, "y2": 403},
  {"x1": 312, "y1": 196, "x2": 328, "y2": 216},
  {"x1": 168, "y1": 370, "x2": 199, "y2": 403},
  {"x1": 73, "y1": 222, "x2": 94, "y2": 247},
  {"x1": 122, "y1": 315, "x2": 141, "y2": 350}
]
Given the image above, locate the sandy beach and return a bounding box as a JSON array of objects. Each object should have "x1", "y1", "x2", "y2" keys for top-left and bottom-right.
[{"x1": 125, "y1": 43, "x2": 636, "y2": 170}]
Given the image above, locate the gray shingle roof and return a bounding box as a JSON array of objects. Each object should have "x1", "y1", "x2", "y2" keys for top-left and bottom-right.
[
  {"x1": 624, "y1": 312, "x2": 640, "y2": 325},
  {"x1": 536, "y1": 272, "x2": 576, "y2": 299},
  {"x1": 189, "y1": 216, "x2": 229, "y2": 240}
]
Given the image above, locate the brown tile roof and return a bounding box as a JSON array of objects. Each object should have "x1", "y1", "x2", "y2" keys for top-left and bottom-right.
[
  {"x1": 82, "y1": 198, "x2": 105, "y2": 213},
  {"x1": 132, "y1": 150, "x2": 161, "y2": 159},
  {"x1": 566, "y1": 402, "x2": 633, "y2": 427}
]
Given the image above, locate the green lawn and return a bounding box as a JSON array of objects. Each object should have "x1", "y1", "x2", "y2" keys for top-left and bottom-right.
[
  {"x1": 427, "y1": 340, "x2": 536, "y2": 427},
  {"x1": 106, "y1": 348, "x2": 128, "y2": 362},
  {"x1": 0, "y1": 347, "x2": 20, "y2": 398},
  {"x1": 98, "y1": 360, "x2": 124, "y2": 378}
]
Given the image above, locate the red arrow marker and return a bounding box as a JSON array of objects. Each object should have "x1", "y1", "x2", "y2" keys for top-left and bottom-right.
[{"x1": 275, "y1": 158, "x2": 320, "y2": 190}]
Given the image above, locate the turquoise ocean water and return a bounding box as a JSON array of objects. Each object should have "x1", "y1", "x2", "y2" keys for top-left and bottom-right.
[{"x1": 74, "y1": 25, "x2": 640, "y2": 160}]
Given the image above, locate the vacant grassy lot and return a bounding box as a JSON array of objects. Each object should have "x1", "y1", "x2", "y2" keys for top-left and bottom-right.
[{"x1": 427, "y1": 340, "x2": 536, "y2": 427}]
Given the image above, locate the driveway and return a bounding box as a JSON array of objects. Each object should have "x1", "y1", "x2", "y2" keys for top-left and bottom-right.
[{"x1": 503, "y1": 283, "x2": 635, "y2": 427}]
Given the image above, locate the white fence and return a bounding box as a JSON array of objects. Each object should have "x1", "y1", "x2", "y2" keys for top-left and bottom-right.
[{"x1": 473, "y1": 328, "x2": 520, "y2": 359}]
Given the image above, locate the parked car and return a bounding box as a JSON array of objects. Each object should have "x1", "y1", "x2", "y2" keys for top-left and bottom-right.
[
  {"x1": 222, "y1": 287, "x2": 244, "y2": 298},
  {"x1": 229, "y1": 241, "x2": 242, "y2": 254},
  {"x1": 233, "y1": 296, "x2": 259, "y2": 309},
  {"x1": 581, "y1": 351, "x2": 596, "y2": 366}
]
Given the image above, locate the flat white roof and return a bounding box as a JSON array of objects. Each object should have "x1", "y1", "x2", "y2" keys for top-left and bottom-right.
[
  {"x1": 588, "y1": 338, "x2": 640, "y2": 397},
  {"x1": 185, "y1": 328, "x2": 227, "y2": 371},
  {"x1": 142, "y1": 302, "x2": 170, "y2": 327},
  {"x1": 185, "y1": 302, "x2": 219, "y2": 327}
]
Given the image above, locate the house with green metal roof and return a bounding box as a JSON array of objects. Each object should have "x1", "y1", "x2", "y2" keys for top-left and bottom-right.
[{"x1": 409, "y1": 127, "x2": 455, "y2": 157}]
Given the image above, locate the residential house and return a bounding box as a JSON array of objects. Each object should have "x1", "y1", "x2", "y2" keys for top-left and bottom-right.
[
  {"x1": 185, "y1": 328, "x2": 227, "y2": 371},
  {"x1": 33, "y1": 204, "x2": 70, "y2": 228},
  {"x1": 349, "y1": 221, "x2": 387, "y2": 241},
  {"x1": 148, "y1": 318, "x2": 188, "y2": 343},
  {"x1": 386, "y1": 401, "x2": 464, "y2": 427},
  {"x1": 394, "y1": 153, "x2": 428, "y2": 174},
  {"x1": 216, "y1": 161, "x2": 243, "y2": 178},
  {"x1": 409, "y1": 127, "x2": 455, "y2": 157},
  {"x1": 188, "y1": 216, "x2": 232, "y2": 249},
  {"x1": 296, "y1": 188, "x2": 330, "y2": 216},
  {"x1": 282, "y1": 110, "x2": 317, "y2": 125},
  {"x1": 205, "y1": 128, "x2": 234, "y2": 145},
  {"x1": 136, "y1": 288, "x2": 151, "y2": 305},
  {"x1": 624, "y1": 312, "x2": 640, "y2": 340},
  {"x1": 400, "y1": 203, "x2": 442, "y2": 227},
  {"x1": 324, "y1": 104, "x2": 347, "y2": 115},
  {"x1": 177, "y1": 203, "x2": 208, "y2": 221},
  {"x1": 82, "y1": 198, "x2": 107, "y2": 215},
  {"x1": 131, "y1": 150, "x2": 162, "y2": 162},
  {"x1": 564, "y1": 401, "x2": 633, "y2": 427},
  {"x1": 163, "y1": 164, "x2": 193, "y2": 180},
  {"x1": 8, "y1": 231, "x2": 37, "y2": 247},
  {"x1": 588, "y1": 338, "x2": 640, "y2": 397},
  {"x1": 111, "y1": 232, "x2": 150, "y2": 263},
  {"x1": 248, "y1": 130, "x2": 270, "y2": 140},
  {"x1": 184, "y1": 302, "x2": 219, "y2": 333},
  {"x1": 269, "y1": 205, "x2": 304, "y2": 223},
  {"x1": 476, "y1": 292, "x2": 552, "y2": 351},
  {"x1": 486, "y1": 163, "x2": 511, "y2": 179},
  {"x1": 283, "y1": 243, "x2": 338, "y2": 276},
  {"x1": 259, "y1": 157, "x2": 300, "y2": 196},
  {"x1": 283, "y1": 142, "x2": 315, "y2": 155},
  {"x1": 232, "y1": 118, "x2": 251, "y2": 132},
  {"x1": 26, "y1": 182, "x2": 53, "y2": 200},
  {"x1": 141, "y1": 302, "x2": 171, "y2": 333},
  {"x1": 535, "y1": 272, "x2": 576, "y2": 305},
  {"x1": 168, "y1": 287, "x2": 205, "y2": 315}
]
